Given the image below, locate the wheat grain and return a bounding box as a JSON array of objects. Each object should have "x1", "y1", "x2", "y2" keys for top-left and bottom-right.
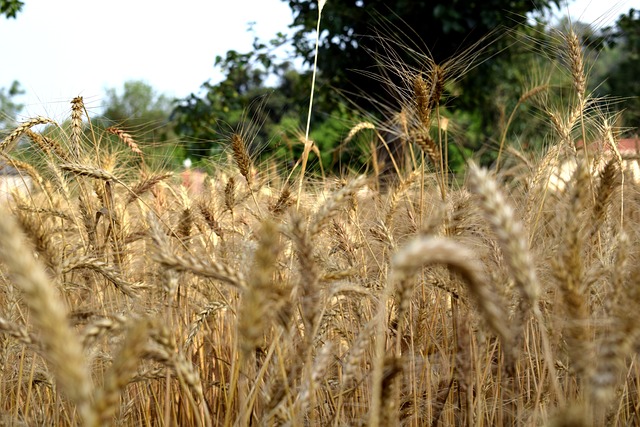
[
  {"x1": 106, "y1": 126, "x2": 143, "y2": 157},
  {"x1": 70, "y1": 96, "x2": 84, "y2": 158},
  {"x1": 0, "y1": 117, "x2": 56, "y2": 153},
  {"x1": 94, "y1": 319, "x2": 150, "y2": 425},
  {"x1": 59, "y1": 163, "x2": 117, "y2": 181},
  {"x1": 231, "y1": 133, "x2": 253, "y2": 186},
  {"x1": 467, "y1": 162, "x2": 540, "y2": 306},
  {"x1": 0, "y1": 206, "x2": 95, "y2": 425}
]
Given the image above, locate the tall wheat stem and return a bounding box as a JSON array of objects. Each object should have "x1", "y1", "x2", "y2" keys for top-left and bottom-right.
[{"x1": 296, "y1": 0, "x2": 326, "y2": 209}]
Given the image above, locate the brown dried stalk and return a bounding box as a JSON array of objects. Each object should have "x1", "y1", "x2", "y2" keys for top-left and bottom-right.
[
  {"x1": 148, "y1": 213, "x2": 245, "y2": 289},
  {"x1": 0, "y1": 206, "x2": 95, "y2": 425}
]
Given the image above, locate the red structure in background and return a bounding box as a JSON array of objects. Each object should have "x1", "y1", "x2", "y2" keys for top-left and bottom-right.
[
  {"x1": 181, "y1": 167, "x2": 206, "y2": 195},
  {"x1": 576, "y1": 136, "x2": 640, "y2": 156}
]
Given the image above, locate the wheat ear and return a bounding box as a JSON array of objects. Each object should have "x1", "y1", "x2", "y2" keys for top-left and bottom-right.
[
  {"x1": 94, "y1": 319, "x2": 150, "y2": 425},
  {"x1": 601, "y1": 118, "x2": 624, "y2": 226},
  {"x1": 467, "y1": 162, "x2": 540, "y2": 305},
  {"x1": 106, "y1": 126, "x2": 143, "y2": 157},
  {"x1": 70, "y1": 96, "x2": 84, "y2": 158},
  {"x1": 0, "y1": 207, "x2": 95, "y2": 426},
  {"x1": 148, "y1": 213, "x2": 246, "y2": 289},
  {"x1": 59, "y1": 163, "x2": 117, "y2": 181},
  {"x1": 370, "y1": 236, "x2": 510, "y2": 427},
  {"x1": 310, "y1": 175, "x2": 367, "y2": 236},
  {"x1": 24, "y1": 129, "x2": 70, "y2": 161},
  {"x1": 231, "y1": 133, "x2": 253, "y2": 186},
  {"x1": 239, "y1": 219, "x2": 281, "y2": 356},
  {"x1": 0, "y1": 116, "x2": 56, "y2": 153},
  {"x1": 555, "y1": 159, "x2": 591, "y2": 382}
]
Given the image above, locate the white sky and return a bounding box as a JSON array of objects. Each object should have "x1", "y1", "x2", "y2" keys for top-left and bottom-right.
[
  {"x1": 0, "y1": 0, "x2": 293, "y2": 120},
  {"x1": 1, "y1": 0, "x2": 639, "y2": 120}
]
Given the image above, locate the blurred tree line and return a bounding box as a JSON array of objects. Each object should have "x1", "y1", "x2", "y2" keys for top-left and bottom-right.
[
  {"x1": 3, "y1": 1, "x2": 640, "y2": 173},
  {"x1": 169, "y1": 1, "x2": 640, "y2": 173}
]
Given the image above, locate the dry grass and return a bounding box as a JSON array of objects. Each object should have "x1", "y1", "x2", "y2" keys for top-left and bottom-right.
[{"x1": 1, "y1": 23, "x2": 640, "y2": 427}]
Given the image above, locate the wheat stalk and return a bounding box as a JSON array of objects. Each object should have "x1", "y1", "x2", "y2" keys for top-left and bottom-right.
[
  {"x1": 106, "y1": 126, "x2": 143, "y2": 157},
  {"x1": 70, "y1": 96, "x2": 84, "y2": 158},
  {"x1": 93, "y1": 319, "x2": 150, "y2": 425},
  {"x1": 59, "y1": 163, "x2": 117, "y2": 181},
  {"x1": 467, "y1": 162, "x2": 540, "y2": 306},
  {"x1": 0, "y1": 206, "x2": 95, "y2": 425},
  {"x1": 0, "y1": 116, "x2": 56, "y2": 153},
  {"x1": 296, "y1": 0, "x2": 328, "y2": 209}
]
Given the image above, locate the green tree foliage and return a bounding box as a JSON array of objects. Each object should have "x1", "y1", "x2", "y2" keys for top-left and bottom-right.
[
  {"x1": 172, "y1": 36, "x2": 360, "y2": 172},
  {"x1": 100, "y1": 80, "x2": 181, "y2": 169},
  {"x1": 597, "y1": 9, "x2": 640, "y2": 131},
  {"x1": 0, "y1": 81, "x2": 24, "y2": 134},
  {"x1": 279, "y1": 0, "x2": 570, "y2": 170},
  {"x1": 0, "y1": 0, "x2": 23, "y2": 18},
  {"x1": 174, "y1": 1, "x2": 569, "y2": 175},
  {"x1": 102, "y1": 81, "x2": 172, "y2": 130},
  {"x1": 173, "y1": 39, "x2": 287, "y2": 159},
  {"x1": 284, "y1": 0, "x2": 560, "y2": 112}
]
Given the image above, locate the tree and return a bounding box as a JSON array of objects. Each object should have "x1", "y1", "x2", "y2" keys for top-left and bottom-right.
[
  {"x1": 285, "y1": 0, "x2": 559, "y2": 103},
  {"x1": 100, "y1": 80, "x2": 181, "y2": 168},
  {"x1": 103, "y1": 80, "x2": 171, "y2": 126},
  {"x1": 172, "y1": 35, "x2": 366, "y2": 174},
  {"x1": 596, "y1": 9, "x2": 640, "y2": 131},
  {"x1": 1, "y1": 0, "x2": 23, "y2": 18},
  {"x1": 101, "y1": 80, "x2": 174, "y2": 141},
  {"x1": 172, "y1": 35, "x2": 357, "y2": 169},
  {"x1": 0, "y1": 81, "x2": 24, "y2": 134},
  {"x1": 283, "y1": 0, "x2": 563, "y2": 163}
]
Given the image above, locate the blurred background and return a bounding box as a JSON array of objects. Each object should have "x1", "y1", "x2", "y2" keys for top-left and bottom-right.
[{"x1": 2, "y1": 0, "x2": 640, "y2": 172}]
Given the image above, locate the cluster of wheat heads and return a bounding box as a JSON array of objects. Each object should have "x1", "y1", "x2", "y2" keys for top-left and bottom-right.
[{"x1": 1, "y1": 27, "x2": 640, "y2": 427}]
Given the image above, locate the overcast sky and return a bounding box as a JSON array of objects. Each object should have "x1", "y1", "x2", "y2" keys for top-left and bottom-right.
[{"x1": 1, "y1": 0, "x2": 639, "y2": 120}]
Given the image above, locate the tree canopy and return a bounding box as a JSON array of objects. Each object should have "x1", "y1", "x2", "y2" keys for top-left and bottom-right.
[
  {"x1": 284, "y1": 0, "x2": 561, "y2": 112},
  {"x1": 599, "y1": 9, "x2": 640, "y2": 130},
  {"x1": 0, "y1": 81, "x2": 24, "y2": 134},
  {"x1": 0, "y1": 0, "x2": 23, "y2": 18}
]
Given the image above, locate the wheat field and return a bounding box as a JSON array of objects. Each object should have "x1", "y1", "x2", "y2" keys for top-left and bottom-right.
[{"x1": 1, "y1": 23, "x2": 640, "y2": 427}]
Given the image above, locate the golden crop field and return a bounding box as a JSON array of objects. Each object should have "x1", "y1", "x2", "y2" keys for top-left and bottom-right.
[{"x1": 0, "y1": 18, "x2": 639, "y2": 427}]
